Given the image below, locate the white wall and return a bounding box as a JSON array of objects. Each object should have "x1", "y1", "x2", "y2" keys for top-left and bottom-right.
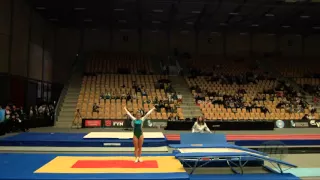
[
  {"x1": 171, "y1": 30, "x2": 196, "y2": 55},
  {"x1": 54, "y1": 28, "x2": 80, "y2": 83},
  {"x1": 226, "y1": 33, "x2": 250, "y2": 57},
  {"x1": 84, "y1": 29, "x2": 110, "y2": 52},
  {"x1": 198, "y1": 31, "x2": 223, "y2": 55},
  {"x1": 305, "y1": 35, "x2": 320, "y2": 58},
  {"x1": 141, "y1": 30, "x2": 167, "y2": 54},
  {"x1": 279, "y1": 34, "x2": 302, "y2": 57},
  {"x1": 10, "y1": 0, "x2": 30, "y2": 77},
  {"x1": 0, "y1": 0, "x2": 11, "y2": 73},
  {"x1": 112, "y1": 30, "x2": 139, "y2": 53},
  {"x1": 252, "y1": 34, "x2": 276, "y2": 55},
  {"x1": 29, "y1": 12, "x2": 45, "y2": 80}
]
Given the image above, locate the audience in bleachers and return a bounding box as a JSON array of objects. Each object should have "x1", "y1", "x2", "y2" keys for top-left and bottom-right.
[{"x1": 77, "y1": 74, "x2": 184, "y2": 120}]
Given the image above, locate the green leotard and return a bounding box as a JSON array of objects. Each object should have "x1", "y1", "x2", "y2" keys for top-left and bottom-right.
[{"x1": 133, "y1": 119, "x2": 143, "y2": 138}]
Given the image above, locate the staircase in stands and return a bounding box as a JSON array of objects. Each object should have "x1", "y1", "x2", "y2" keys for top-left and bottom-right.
[
  {"x1": 169, "y1": 76, "x2": 202, "y2": 119},
  {"x1": 55, "y1": 58, "x2": 85, "y2": 128}
]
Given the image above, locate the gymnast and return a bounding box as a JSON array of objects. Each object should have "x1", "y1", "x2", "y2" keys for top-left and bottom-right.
[
  {"x1": 124, "y1": 106, "x2": 156, "y2": 163},
  {"x1": 192, "y1": 116, "x2": 212, "y2": 133}
]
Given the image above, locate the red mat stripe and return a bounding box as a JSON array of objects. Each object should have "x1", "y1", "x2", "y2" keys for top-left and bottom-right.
[
  {"x1": 72, "y1": 160, "x2": 158, "y2": 168},
  {"x1": 165, "y1": 134, "x2": 320, "y2": 140}
]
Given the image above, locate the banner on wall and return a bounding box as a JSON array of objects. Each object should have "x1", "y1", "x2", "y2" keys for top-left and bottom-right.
[
  {"x1": 83, "y1": 119, "x2": 167, "y2": 128},
  {"x1": 286, "y1": 120, "x2": 320, "y2": 128}
]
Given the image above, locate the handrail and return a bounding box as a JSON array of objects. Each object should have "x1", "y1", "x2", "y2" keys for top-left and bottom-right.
[{"x1": 53, "y1": 56, "x2": 80, "y2": 124}]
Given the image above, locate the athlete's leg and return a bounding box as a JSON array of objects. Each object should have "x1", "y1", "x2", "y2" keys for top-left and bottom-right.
[
  {"x1": 138, "y1": 135, "x2": 144, "y2": 161},
  {"x1": 133, "y1": 136, "x2": 139, "y2": 162}
]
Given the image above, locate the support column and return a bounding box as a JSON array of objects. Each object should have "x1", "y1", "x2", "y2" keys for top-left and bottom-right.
[
  {"x1": 167, "y1": 29, "x2": 171, "y2": 55},
  {"x1": 223, "y1": 32, "x2": 227, "y2": 57},
  {"x1": 109, "y1": 28, "x2": 113, "y2": 51},
  {"x1": 301, "y1": 35, "x2": 305, "y2": 59},
  {"x1": 195, "y1": 30, "x2": 199, "y2": 55},
  {"x1": 138, "y1": 28, "x2": 142, "y2": 55},
  {"x1": 250, "y1": 33, "x2": 253, "y2": 57}
]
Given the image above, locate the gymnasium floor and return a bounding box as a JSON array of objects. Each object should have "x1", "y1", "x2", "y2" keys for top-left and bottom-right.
[{"x1": 1, "y1": 127, "x2": 320, "y2": 179}]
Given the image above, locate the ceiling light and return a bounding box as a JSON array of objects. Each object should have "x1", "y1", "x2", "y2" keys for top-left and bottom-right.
[
  {"x1": 300, "y1": 15, "x2": 310, "y2": 19},
  {"x1": 84, "y1": 18, "x2": 92, "y2": 22},
  {"x1": 120, "y1": 29, "x2": 130, "y2": 32},
  {"x1": 36, "y1": 7, "x2": 46, "y2": 10},
  {"x1": 211, "y1": 32, "x2": 220, "y2": 35},
  {"x1": 152, "y1": 21, "x2": 161, "y2": 24},
  {"x1": 282, "y1": 25, "x2": 290, "y2": 28},
  {"x1": 74, "y1": 8, "x2": 86, "y2": 10},
  {"x1": 229, "y1": 12, "x2": 238, "y2": 15},
  {"x1": 114, "y1": 9, "x2": 124, "y2": 11},
  {"x1": 152, "y1": 9, "x2": 163, "y2": 13},
  {"x1": 251, "y1": 24, "x2": 259, "y2": 27},
  {"x1": 192, "y1": 11, "x2": 201, "y2": 14},
  {"x1": 265, "y1": 14, "x2": 274, "y2": 17}
]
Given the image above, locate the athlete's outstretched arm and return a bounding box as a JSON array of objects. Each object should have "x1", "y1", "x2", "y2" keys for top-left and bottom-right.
[
  {"x1": 141, "y1": 107, "x2": 156, "y2": 120},
  {"x1": 124, "y1": 107, "x2": 136, "y2": 120}
]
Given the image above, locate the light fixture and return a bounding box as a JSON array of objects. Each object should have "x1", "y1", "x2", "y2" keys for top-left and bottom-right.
[
  {"x1": 114, "y1": 9, "x2": 124, "y2": 11},
  {"x1": 251, "y1": 24, "x2": 259, "y2": 27},
  {"x1": 300, "y1": 15, "x2": 310, "y2": 19},
  {"x1": 152, "y1": 9, "x2": 163, "y2": 13},
  {"x1": 36, "y1": 7, "x2": 46, "y2": 10},
  {"x1": 282, "y1": 25, "x2": 290, "y2": 28},
  {"x1": 229, "y1": 12, "x2": 238, "y2": 15},
  {"x1": 265, "y1": 14, "x2": 275, "y2": 17},
  {"x1": 74, "y1": 8, "x2": 86, "y2": 10}
]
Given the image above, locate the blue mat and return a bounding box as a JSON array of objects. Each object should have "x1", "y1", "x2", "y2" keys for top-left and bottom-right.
[
  {"x1": 0, "y1": 133, "x2": 167, "y2": 147},
  {"x1": 190, "y1": 174, "x2": 300, "y2": 180},
  {"x1": 180, "y1": 133, "x2": 228, "y2": 145},
  {"x1": 167, "y1": 139, "x2": 320, "y2": 146},
  {"x1": 0, "y1": 153, "x2": 189, "y2": 180}
]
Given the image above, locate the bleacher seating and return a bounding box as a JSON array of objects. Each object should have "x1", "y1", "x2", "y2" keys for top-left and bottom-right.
[{"x1": 184, "y1": 57, "x2": 316, "y2": 120}]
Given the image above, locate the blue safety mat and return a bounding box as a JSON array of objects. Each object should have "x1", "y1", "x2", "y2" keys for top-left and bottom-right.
[
  {"x1": 180, "y1": 133, "x2": 228, "y2": 145},
  {"x1": 190, "y1": 174, "x2": 300, "y2": 180},
  {"x1": 0, "y1": 133, "x2": 167, "y2": 147},
  {"x1": 0, "y1": 153, "x2": 189, "y2": 180}
]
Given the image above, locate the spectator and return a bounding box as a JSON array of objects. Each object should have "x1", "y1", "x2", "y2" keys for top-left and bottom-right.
[
  {"x1": 92, "y1": 103, "x2": 100, "y2": 113},
  {"x1": 177, "y1": 92, "x2": 183, "y2": 103}
]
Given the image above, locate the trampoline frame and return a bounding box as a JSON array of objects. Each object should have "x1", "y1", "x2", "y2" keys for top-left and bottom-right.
[
  {"x1": 176, "y1": 154, "x2": 295, "y2": 175},
  {"x1": 178, "y1": 156, "x2": 249, "y2": 174}
]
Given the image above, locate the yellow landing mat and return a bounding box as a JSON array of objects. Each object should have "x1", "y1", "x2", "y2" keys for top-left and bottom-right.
[{"x1": 35, "y1": 156, "x2": 185, "y2": 174}]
